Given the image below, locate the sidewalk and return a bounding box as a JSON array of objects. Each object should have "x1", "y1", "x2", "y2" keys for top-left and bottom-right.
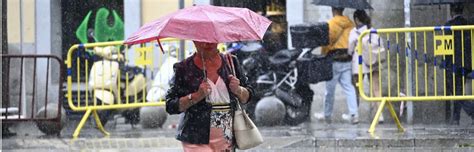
[
  {"x1": 307, "y1": 123, "x2": 474, "y2": 148},
  {"x1": 3, "y1": 115, "x2": 474, "y2": 151},
  {"x1": 2, "y1": 115, "x2": 309, "y2": 151}
]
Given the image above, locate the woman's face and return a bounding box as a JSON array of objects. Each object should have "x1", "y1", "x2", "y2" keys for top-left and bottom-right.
[
  {"x1": 354, "y1": 17, "x2": 362, "y2": 27},
  {"x1": 194, "y1": 41, "x2": 218, "y2": 52}
]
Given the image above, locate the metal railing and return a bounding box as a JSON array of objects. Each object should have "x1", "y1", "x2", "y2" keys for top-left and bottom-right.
[
  {"x1": 1, "y1": 54, "x2": 64, "y2": 131},
  {"x1": 356, "y1": 25, "x2": 474, "y2": 133},
  {"x1": 65, "y1": 38, "x2": 190, "y2": 138}
]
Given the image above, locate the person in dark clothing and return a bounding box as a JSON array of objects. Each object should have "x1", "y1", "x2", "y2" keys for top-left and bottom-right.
[
  {"x1": 444, "y1": 3, "x2": 473, "y2": 125},
  {"x1": 165, "y1": 41, "x2": 254, "y2": 151}
]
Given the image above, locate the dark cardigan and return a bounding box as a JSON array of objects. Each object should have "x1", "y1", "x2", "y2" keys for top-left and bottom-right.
[{"x1": 165, "y1": 53, "x2": 254, "y2": 144}]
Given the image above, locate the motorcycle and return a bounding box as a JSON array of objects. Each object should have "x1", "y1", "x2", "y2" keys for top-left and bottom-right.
[
  {"x1": 88, "y1": 46, "x2": 146, "y2": 127},
  {"x1": 227, "y1": 41, "x2": 269, "y2": 120},
  {"x1": 228, "y1": 42, "x2": 318, "y2": 126}
]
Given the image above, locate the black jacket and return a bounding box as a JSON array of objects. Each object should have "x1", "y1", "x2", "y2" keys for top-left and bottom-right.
[
  {"x1": 165, "y1": 53, "x2": 254, "y2": 144},
  {"x1": 444, "y1": 15, "x2": 472, "y2": 76}
]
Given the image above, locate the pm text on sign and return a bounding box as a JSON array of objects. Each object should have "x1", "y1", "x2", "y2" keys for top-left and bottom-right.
[{"x1": 434, "y1": 35, "x2": 454, "y2": 56}]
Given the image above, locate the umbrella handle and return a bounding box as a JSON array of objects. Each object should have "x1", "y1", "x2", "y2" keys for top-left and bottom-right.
[
  {"x1": 156, "y1": 39, "x2": 165, "y2": 53},
  {"x1": 200, "y1": 51, "x2": 207, "y2": 80},
  {"x1": 199, "y1": 51, "x2": 210, "y2": 102}
]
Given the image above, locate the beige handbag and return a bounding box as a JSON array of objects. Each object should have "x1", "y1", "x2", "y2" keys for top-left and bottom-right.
[
  {"x1": 233, "y1": 101, "x2": 263, "y2": 150},
  {"x1": 224, "y1": 53, "x2": 263, "y2": 149}
]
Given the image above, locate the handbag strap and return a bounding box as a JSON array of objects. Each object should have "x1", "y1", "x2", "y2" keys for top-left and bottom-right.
[
  {"x1": 222, "y1": 53, "x2": 241, "y2": 107},
  {"x1": 225, "y1": 53, "x2": 236, "y2": 76},
  {"x1": 235, "y1": 98, "x2": 243, "y2": 111}
]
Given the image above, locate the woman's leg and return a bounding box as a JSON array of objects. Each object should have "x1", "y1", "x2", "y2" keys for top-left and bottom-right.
[
  {"x1": 371, "y1": 71, "x2": 384, "y2": 122},
  {"x1": 352, "y1": 74, "x2": 360, "y2": 107},
  {"x1": 182, "y1": 142, "x2": 212, "y2": 152},
  {"x1": 182, "y1": 128, "x2": 233, "y2": 152},
  {"x1": 209, "y1": 127, "x2": 232, "y2": 151}
]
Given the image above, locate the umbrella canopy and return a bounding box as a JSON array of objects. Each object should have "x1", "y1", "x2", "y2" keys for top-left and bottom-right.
[
  {"x1": 312, "y1": 0, "x2": 373, "y2": 10},
  {"x1": 124, "y1": 5, "x2": 272, "y2": 45},
  {"x1": 413, "y1": 0, "x2": 473, "y2": 5}
]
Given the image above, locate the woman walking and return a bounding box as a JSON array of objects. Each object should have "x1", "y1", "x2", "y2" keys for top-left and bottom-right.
[
  {"x1": 165, "y1": 41, "x2": 254, "y2": 151},
  {"x1": 348, "y1": 10, "x2": 385, "y2": 123}
]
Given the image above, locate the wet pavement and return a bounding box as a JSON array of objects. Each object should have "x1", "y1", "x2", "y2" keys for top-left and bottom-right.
[{"x1": 2, "y1": 113, "x2": 474, "y2": 151}]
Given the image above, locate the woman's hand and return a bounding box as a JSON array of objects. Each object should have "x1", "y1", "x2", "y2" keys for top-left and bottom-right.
[
  {"x1": 228, "y1": 75, "x2": 241, "y2": 95},
  {"x1": 195, "y1": 81, "x2": 211, "y2": 102},
  {"x1": 228, "y1": 75, "x2": 250, "y2": 103},
  {"x1": 179, "y1": 81, "x2": 211, "y2": 112}
]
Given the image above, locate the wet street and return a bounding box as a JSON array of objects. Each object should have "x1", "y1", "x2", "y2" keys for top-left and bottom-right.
[{"x1": 2, "y1": 114, "x2": 474, "y2": 151}]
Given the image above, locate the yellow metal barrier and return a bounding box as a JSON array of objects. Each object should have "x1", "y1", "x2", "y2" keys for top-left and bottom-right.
[
  {"x1": 65, "y1": 38, "x2": 193, "y2": 138},
  {"x1": 357, "y1": 25, "x2": 474, "y2": 134}
]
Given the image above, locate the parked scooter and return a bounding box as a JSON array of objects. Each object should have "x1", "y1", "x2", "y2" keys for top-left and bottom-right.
[
  {"x1": 88, "y1": 46, "x2": 146, "y2": 127},
  {"x1": 142, "y1": 45, "x2": 179, "y2": 128}
]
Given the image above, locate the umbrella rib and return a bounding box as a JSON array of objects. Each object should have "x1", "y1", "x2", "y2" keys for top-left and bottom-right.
[
  {"x1": 155, "y1": 18, "x2": 171, "y2": 40},
  {"x1": 240, "y1": 17, "x2": 263, "y2": 40},
  {"x1": 201, "y1": 9, "x2": 220, "y2": 42},
  {"x1": 221, "y1": 8, "x2": 265, "y2": 41}
]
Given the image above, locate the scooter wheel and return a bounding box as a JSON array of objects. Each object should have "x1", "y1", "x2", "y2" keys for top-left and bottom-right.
[
  {"x1": 97, "y1": 110, "x2": 114, "y2": 126},
  {"x1": 255, "y1": 96, "x2": 285, "y2": 126},
  {"x1": 283, "y1": 103, "x2": 310, "y2": 126},
  {"x1": 140, "y1": 106, "x2": 168, "y2": 128},
  {"x1": 35, "y1": 103, "x2": 67, "y2": 135}
]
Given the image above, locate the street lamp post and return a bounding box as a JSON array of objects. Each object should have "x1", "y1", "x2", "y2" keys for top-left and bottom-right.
[
  {"x1": 404, "y1": 0, "x2": 414, "y2": 125},
  {"x1": 179, "y1": 0, "x2": 186, "y2": 61}
]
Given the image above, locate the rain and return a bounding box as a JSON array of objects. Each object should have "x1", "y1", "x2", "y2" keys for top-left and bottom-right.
[{"x1": 1, "y1": 0, "x2": 474, "y2": 151}]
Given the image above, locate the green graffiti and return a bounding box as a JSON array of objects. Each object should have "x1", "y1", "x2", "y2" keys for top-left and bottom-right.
[
  {"x1": 94, "y1": 8, "x2": 124, "y2": 42},
  {"x1": 75, "y1": 8, "x2": 124, "y2": 43},
  {"x1": 76, "y1": 11, "x2": 93, "y2": 43}
]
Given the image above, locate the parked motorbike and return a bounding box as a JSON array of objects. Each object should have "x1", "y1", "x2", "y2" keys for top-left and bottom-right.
[
  {"x1": 227, "y1": 41, "x2": 270, "y2": 120},
  {"x1": 88, "y1": 46, "x2": 146, "y2": 127},
  {"x1": 228, "y1": 41, "x2": 318, "y2": 126}
]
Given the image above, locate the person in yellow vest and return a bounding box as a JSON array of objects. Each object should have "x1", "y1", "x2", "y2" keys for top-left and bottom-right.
[{"x1": 321, "y1": 7, "x2": 359, "y2": 124}]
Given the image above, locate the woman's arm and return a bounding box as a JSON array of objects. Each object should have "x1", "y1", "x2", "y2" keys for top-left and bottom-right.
[
  {"x1": 166, "y1": 63, "x2": 206, "y2": 113},
  {"x1": 231, "y1": 55, "x2": 254, "y2": 104},
  {"x1": 165, "y1": 64, "x2": 185, "y2": 114},
  {"x1": 236, "y1": 86, "x2": 250, "y2": 104},
  {"x1": 347, "y1": 29, "x2": 358, "y2": 55},
  {"x1": 229, "y1": 76, "x2": 250, "y2": 103},
  {"x1": 177, "y1": 91, "x2": 205, "y2": 112},
  {"x1": 166, "y1": 62, "x2": 211, "y2": 113}
]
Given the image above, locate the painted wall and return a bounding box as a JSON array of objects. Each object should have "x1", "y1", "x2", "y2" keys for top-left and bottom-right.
[
  {"x1": 7, "y1": 0, "x2": 35, "y2": 44},
  {"x1": 141, "y1": 0, "x2": 194, "y2": 26}
]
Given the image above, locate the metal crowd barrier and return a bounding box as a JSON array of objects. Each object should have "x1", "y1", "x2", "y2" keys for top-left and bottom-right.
[
  {"x1": 357, "y1": 25, "x2": 474, "y2": 133},
  {"x1": 65, "y1": 38, "x2": 191, "y2": 138},
  {"x1": 1, "y1": 54, "x2": 64, "y2": 135}
]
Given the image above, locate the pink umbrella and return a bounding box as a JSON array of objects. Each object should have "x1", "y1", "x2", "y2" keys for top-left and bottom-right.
[{"x1": 124, "y1": 5, "x2": 272, "y2": 47}]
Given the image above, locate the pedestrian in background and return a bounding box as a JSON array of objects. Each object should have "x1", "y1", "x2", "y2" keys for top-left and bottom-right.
[
  {"x1": 443, "y1": 3, "x2": 473, "y2": 125},
  {"x1": 319, "y1": 7, "x2": 359, "y2": 124},
  {"x1": 165, "y1": 41, "x2": 254, "y2": 151},
  {"x1": 348, "y1": 9, "x2": 385, "y2": 123}
]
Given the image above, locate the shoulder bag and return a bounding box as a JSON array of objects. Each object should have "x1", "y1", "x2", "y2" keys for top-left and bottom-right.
[{"x1": 225, "y1": 53, "x2": 263, "y2": 150}]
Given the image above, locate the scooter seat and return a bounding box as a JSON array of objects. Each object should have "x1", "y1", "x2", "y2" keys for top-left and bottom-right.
[
  {"x1": 121, "y1": 71, "x2": 136, "y2": 81},
  {"x1": 268, "y1": 50, "x2": 291, "y2": 65},
  {"x1": 268, "y1": 49, "x2": 301, "y2": 66},
  {"x1": 120, "y1": 66, "x2": 143, "y2": 81}
]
